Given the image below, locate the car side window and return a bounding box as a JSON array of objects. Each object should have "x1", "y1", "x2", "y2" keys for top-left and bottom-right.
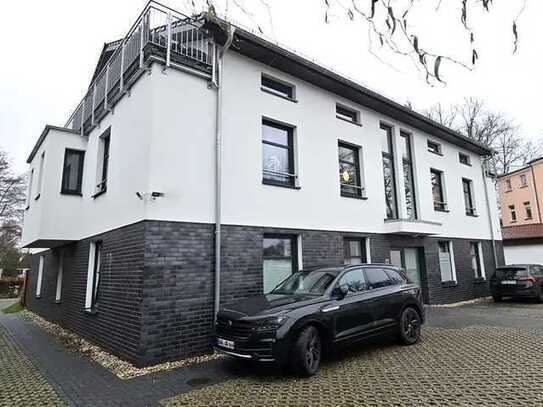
[
  {"x1": 364, "y1": 268, "x2": 392, "y2": 290},
  {"x1": 384, "y1": 268, "x2": 405, "y2": 285},
  {"x1": 533, "y1": 266, "x2": 543, "y2": 276},
  {"x1": 338, "y1": 269, "x2": 367, "y2": 293}
]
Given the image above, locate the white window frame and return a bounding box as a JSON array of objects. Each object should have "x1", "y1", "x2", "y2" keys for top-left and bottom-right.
[
  {"x1": 36, "y1": 152, "x2": 45, "y2": 198},
  {"x1": 36, "y1": 255, "x2": 45, "y2": 297},
  {"x1": 438, "y1": 241, "x2": 457, "y2": 283},
  {"x1": 55, "y1": 251, "x2": 63, "y2": 302},
  {"x1": 26, "y1": 169, "x2": 34, "y2": 207},
  {"x1": 472, "y1": 242, "x2": 486, "y2": 279},
  {"x1": 85, "y1": 242, "x2": 101, "y2": 310}
]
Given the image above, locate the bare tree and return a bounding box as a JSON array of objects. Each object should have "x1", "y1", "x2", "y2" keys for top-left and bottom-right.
[
  {"x1": 0, "y1": 151, "x2": 26, "y2": 250},
  {"x1": 423, "y1": 97, "x2": 542, "y2": 174},
  {"x1": 194, "y1": 0, "x2": 528, "y2": 84}
]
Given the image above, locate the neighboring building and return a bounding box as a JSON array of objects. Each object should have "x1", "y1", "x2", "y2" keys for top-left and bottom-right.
[
  {"x1": 22, "y1": 2, "x2": 503, "y2": 367},
  {"x1": 498, "y1": 157, "x2": 543, "y2": 264}
]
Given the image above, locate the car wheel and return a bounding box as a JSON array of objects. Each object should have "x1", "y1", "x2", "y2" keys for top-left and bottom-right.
[
  {"x1": 399, "y1": 307, "x2": 421, "y2": 345},
  {"x1": 537, "y1": 287, "x2": 543, "y2": 303},
  {"x1": 492, "y1": 295, "x2": 502, "y2": 302},
  {"x1": 292, "y1": 326, "x2": 322, "y2": 376}
]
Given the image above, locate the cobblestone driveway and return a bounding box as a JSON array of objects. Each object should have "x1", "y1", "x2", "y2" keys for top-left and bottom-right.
[
  {"x1": 0, "y1": 322, "x2": 64, "y2": 407},
  {"x1": 162, "y1": 324, "x2": 543, "y2": 407}
]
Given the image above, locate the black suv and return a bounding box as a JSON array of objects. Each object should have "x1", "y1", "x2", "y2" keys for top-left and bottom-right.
[
  {"x1": 490, "y1": 264, "x2": 543, "y2": 302},
  {"x1": 214, "y1": 264, "x2": 424, "y2": 375}
]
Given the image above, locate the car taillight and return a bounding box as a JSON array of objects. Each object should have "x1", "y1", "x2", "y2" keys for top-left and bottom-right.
[{"x1": 519, "y1": 276, "x2": 536, "y2": 284}]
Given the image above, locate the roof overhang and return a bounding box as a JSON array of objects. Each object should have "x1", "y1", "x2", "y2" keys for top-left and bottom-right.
[
  {"x1": 26, "y1": 125, "x2": 80, "y2": 164},
  {"x1": 204, "y1": 15, "x2": 493, "y2": 157},
  {"x1": 23, "y1": 239, "x2": 76, "y2": 249}
]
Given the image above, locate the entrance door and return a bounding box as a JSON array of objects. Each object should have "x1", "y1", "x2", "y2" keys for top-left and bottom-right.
[{"x1": 390, "y1": 248, "x2": 427, "y2": 303}]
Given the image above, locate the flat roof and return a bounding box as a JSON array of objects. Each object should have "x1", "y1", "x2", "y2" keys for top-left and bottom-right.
[{"x1": 26, "y1": 125, "x2": 80, "y2": 164}]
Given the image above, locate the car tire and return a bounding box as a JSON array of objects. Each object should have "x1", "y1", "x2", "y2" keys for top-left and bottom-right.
[
  {"x1": 398, "y1": 307, "x2": 421, "y2": 346},
  {"x1": 291, "y1": 326, "x2": 322, "y2": 376},
  {"x1": 492, "y1": 295, "x2": 502, "y2": 302},
  {"x1": 536, "y1": 287, "x2": 543, "y2": 303}
]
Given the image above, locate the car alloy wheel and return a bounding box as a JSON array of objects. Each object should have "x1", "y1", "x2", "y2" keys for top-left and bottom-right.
[
  {"x1": 292, "y1": 326, "x2": 322, "y2": 376},
  {"x1": 305, "y1": 330, "x2": 321, "y2": 372},
  {"x1": 400, "y1": 307, "x2": 421, "y2": 345}
]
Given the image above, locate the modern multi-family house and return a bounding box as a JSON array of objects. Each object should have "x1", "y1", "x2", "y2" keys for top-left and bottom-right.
[
  {"x1": 498, "y1": 157, "x2": 543, "y2": 264},
  {"x1": 22, "y1": 2, "x2": 503, "y2": 366}
]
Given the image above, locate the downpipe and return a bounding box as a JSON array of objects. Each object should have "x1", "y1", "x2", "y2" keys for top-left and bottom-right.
[
  {"x1": 211, "y1": 26, "x2": 235, "y2": 326},
  {"x1": 481, "y1": 157, "x2": 499, "y2": 268}
]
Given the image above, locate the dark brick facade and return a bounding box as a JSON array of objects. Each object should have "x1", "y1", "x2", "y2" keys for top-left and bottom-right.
[{"x1": 25, "y1": 220, "x2": 505, "y2": 366}]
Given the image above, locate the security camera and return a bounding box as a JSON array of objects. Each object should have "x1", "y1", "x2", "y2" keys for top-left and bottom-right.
[
  {"x1": 135, "y1": 192, "x2": 143, "y2": 200},
  {"x1": 151, "y1": 192, "x2": 164, "y2": 198}
]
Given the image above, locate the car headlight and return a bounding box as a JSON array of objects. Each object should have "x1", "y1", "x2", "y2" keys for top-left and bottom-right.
[{"x1": 254, "y1": 315, "x2": 289, "y2": 331}]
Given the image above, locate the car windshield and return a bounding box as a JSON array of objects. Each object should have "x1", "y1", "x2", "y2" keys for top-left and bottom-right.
[
  {"x1": 271, "y1": 270, "x2": 337, "y2": 295},
  {"x1": 495, "y1": 267, "x2": 529, "y2": 279}
]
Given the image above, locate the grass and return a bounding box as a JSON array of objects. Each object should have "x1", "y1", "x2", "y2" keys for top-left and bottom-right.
[{"x1": 2, "y1": 302, "x2": 23, "y2": 314}]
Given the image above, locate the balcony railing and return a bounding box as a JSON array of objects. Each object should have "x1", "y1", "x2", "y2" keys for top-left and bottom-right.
[{"x1": 66, "y1": 1, "x2": 216, "y2": 135}]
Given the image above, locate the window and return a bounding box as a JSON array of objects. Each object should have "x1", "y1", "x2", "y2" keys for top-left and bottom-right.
[
  {"x1": 509, "y1": 205, "x2": 517, "y2": 221},
  {"x1": 26, "y1": 169, "x2": 34, "y2": 208},
  {"x1": 459, "y1": 152, "x2": 470, "y2": 165},
  {"x1": 61, "y1": 149, "x2": 85, "y2": 195},
  {"x1": 336, "y1": 104, "x2": 360, "y2": 125},
  {"x1": 400, "y1": 131, "x2": 417, "y2": 219},
  {"x1": 524, "y1": 201, "x2": 533, "y2": 220},
  {"x1": 36, "y1": 152, "x2": 45, "y2": 199},
  {"x1": 338, "y1": 142, "x2": 363, "y2": 198},
  {"x1": 427, "y1": 140, "x2": 442, "y2": 155},
  {"x1": 36, "y1": 255, "x2": 45, "y2": 298},
  {"x1": 431, "y1": 169, "x2": 447, "y2": 211},
  {"x1": 462, "y1": 178, "x2": 476, "y2": 216},
  {"x1": 95, "y1": 128, "x2": 110, "y2": 197},
  {"x1": 263, "y1": 235, "x2": 298, "y2": 293},
  {"x1": 85, "y1": 241, "x2": 102, "y2": 311},
  {"x1": 338, "y1": 269, "x2": 366, "y2": 293},
  {"x1": 470, "y1": 242, "x2": 485, "y2": 279},
  {"x1": 344, "y1": 238, "x2": 367, "y2": 265},
  {"x1": 384, "y1": 268, "x2": 407, "y2": 285},
  {"x1": 505, "y1": 178, "x2": 512, "y2": 191},
  {"x1": 261, "y1": 74, "x2": 295, "y2": 100},
  {"x1": 438, "y1": 241, "x2": 456, "y2": 282},
  {"x1": 364, "y1": 268, "x2": 392, "y2": 290},
  {"x1": 262, "y1": 120, "x2": 296, "y2": 188},
  {"x1": 381, "y1": 124, "x2": 398, "y2": 219},
  {"x1": 55, "y1": 251, "x2": 63, "y2": 302},
  {"x1": 520, "y1": 174, "x2": 528, "y2": 187}
]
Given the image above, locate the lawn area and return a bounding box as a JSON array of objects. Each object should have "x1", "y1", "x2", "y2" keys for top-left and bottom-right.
[{"x1": 2, "y1": 301, "x2": 23, "y2": 314}]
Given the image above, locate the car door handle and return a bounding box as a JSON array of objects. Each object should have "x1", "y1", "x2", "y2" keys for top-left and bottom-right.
[{"x1": 321, "y1": 305, "x2": 340, "y2": 313}]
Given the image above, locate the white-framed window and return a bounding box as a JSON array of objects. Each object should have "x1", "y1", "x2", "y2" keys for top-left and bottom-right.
[
  {"x1": 26, "y1": 169, "x2": 34, "y2": 208},
  {"x1": 336, "y1": 103, "x2": 361, "y2": 125},
  {"x1": 459, "y1": 152, "x2": 471, "y2": 166},
  {"x1": 470, "y1": 242, "x2": 485, "y2": 279},
  {"x1": 262, "y1": 234, "x2": 298, "y2": 293},
  {"x1": 55, "y1": 251, "x2": 63, "y2": 302},
  {"x1": 338, "y1": 141, "x2": 365, "y2": 198},
  {"x1": 261, "y1": 74, "x2": 296, "y2": 101},
  {"x1": 438, "y1": 241, "x2": 456, "y2": 283},
  {"x1": 36, "y1": 152, "x2": 45, "y2": 199},
  {"x1": 427, "y1": 140, "x2": 442, "y2": 155},
  {"x1": 262, "y1": 119, "x2": 298, "y2": 188},
  {"x1": 343, "y1": 237, "x2": 368, "y2": 265},
  {"x1": 524, "y1": 201, "x2": 533, "y2": 220},
  {"x1": 520, "y1": 174, "x2": 528, "y2": 187},
  {"x1": 94, "y1": 128, "x2": 110, "y2": 197},
  {"x1": 36, "y1": 255, "x2": 45, "y2": 297},
  {"x1": 85, "y1": 241, "x2": 102, "y2": 311}
]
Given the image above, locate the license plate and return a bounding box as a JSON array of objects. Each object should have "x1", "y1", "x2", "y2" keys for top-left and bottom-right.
[
  {"x1": 217, "y1": 338, "x2": 235, "y2": 350},
  {"x1": 501, "y1": 280, "x2": 517, "y2": 285}
]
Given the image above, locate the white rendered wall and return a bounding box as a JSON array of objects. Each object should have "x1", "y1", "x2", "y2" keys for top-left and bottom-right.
[{"x1": 23, "y1": 54, "x2": 502, "y2": 247}]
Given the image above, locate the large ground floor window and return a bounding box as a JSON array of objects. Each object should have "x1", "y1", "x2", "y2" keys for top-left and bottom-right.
[
  {"x1": 263, "y1": 234, "x2": 298, "y2": 293},
  {"x1": 344, "y1": 238, "x2": 367, "y2": 265}
]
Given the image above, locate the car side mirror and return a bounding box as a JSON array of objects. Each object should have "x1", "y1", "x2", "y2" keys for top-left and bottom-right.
[{"x1": 334, "y1": 284, "x2": 349, "y2": 299}]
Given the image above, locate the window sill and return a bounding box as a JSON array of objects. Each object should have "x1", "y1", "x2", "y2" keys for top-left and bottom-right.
[
  {"x1": 466, "y1": 212, "x2": 479, "y2": 217},
  {"x1": 434, "y1": 208, "x2": 450, "y2": 213},
  {"x1": 55, "y1": 300, "x2": 62, "y2": 304},
  {"x1": 441, "y1": 281, "x2": 457, "y2": 288},
  {"x1": 260, "y1": 87, "x2": 298, "y2": 103},
  {"x1": 460, "y1": 162, "x2": 472, "y2": 167},
  {"x1": 84, "y1": 308, "x2": 98, "y2": 315},
  {"x1": 526, "y1": 218, "x2": 533, "y2": 221},
  {"x1": 341, "y1": 192, "x2": 368, "y2": 200},
  {"x1": 520, "y1": 185, "x2": 528, "y2": 188},
  {"x1": 61, "y1": 190, "x2": 83, "y2": 196},
  {"x1": 473, "y1": 277, "x2": 487, "y2": 284},
  {"x1": 35, "y1": 295, "x2": 42, "y2": 299},
  {"x1": 92, "y1": 189, "x2": 107, "y2": 199},
  {"x1": 262, "y1": 179, "x2": 301, "y2": 190},
  {"x1": 34, "y1": 194, "x2": 41, "y2": 201},
  {"x1": 505, "y1": 189, "x2": 513, "y2": 193},
  {"x1": 336, "y1": 115, "x2": 362, "y2": 127},
  {"x1": 428, "y1": 150, "x2": 443, "y2": 156}
]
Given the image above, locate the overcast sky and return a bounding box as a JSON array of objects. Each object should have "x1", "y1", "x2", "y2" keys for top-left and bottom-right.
[{"x1": 1, "y1": 0, "x2": 541, "y2": 174}]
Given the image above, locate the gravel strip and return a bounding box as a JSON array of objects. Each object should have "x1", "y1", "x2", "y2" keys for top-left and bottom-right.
[{"x1": 23, "y1": 310, "x2": 223, "y2": 380}]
